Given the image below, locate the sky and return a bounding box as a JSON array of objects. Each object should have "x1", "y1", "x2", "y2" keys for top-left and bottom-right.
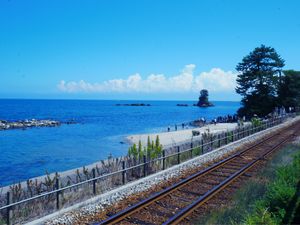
[{"x1": 0, "y1": 0, "x2": 299, "y2": 101}]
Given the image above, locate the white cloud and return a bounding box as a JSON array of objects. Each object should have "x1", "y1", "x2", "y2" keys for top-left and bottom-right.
[{"x1": 57, "y1": 65, "x2": 237, "y2": 94}]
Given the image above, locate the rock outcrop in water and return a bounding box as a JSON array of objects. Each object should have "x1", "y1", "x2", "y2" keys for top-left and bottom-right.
[
  {"x1": 0, "y1": 119, "x2": 62, "y2": 130},
  {"x1": 195, "y1": 89, "x2": 214, "y2": 107}
]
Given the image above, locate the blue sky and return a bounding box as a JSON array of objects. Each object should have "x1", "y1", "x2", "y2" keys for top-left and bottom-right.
[{"x1": 0, "y1": 0, "x2": 299, "y2": 101}]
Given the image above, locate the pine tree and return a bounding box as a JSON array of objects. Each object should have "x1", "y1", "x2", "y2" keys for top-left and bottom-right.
[{"x1": 236, "y1": 45, "x2": 285, "y2": 117}]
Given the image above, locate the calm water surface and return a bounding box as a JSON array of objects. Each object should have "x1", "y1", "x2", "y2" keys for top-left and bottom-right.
[{"x1": 0, "y1": 99, "x2": 239, "y2": 185}]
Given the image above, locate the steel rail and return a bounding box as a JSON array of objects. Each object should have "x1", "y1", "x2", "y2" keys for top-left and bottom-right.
[
  {"x1": 163, "y1": 133, "x2": 293, "y2": 225},
  {"x1": 93, "y1": 124, "x2": 295, "y2": 225}
]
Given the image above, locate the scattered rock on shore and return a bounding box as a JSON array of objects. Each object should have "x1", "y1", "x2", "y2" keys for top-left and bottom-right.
[{"x1": 0, "y1": 119, "x2": 73, "y2": 131}]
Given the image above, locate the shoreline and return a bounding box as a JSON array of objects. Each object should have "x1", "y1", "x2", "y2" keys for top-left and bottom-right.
[
  {"x1": 126, "y1": 122, "x2": 241, "y2": 147},
  {"x1": 1, "y1": 122, "x2": 239, "y2": 191}
]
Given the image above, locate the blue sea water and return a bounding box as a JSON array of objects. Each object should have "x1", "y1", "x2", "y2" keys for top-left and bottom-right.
[{"x1": 0, "y1": 99, "x2": 239, "y2": 186}]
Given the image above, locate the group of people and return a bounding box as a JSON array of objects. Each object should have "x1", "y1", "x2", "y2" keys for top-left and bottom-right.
[
  {"x1": 166, "y1": 106, "x2": 297, "y2": 133},
  {"x1": 166, "y1": 114, "x2": 239, "y2": 132},
  {"x1": 273, "y1": 106, "x2": 295, "y2": 117},
  {"x1": 167, "y1": 123, "x2": 189, "y2": 132},
  {"x1": 214, "y1": 114, "x2": 238, "y2": 123}
]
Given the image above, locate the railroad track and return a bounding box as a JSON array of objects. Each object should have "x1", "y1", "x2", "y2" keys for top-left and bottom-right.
[{"x1": 93, "y1": 121, "x2": 300, "y2": 225}]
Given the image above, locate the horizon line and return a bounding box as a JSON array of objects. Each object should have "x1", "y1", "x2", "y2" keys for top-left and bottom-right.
[{"x1": 0, "y1": 97, "x2": 240, "y2": 102}]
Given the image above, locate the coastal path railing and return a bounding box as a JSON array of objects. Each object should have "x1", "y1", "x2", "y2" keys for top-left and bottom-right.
[{"x1": 0, "y1": 113, "x2": 296, "y2": 224}]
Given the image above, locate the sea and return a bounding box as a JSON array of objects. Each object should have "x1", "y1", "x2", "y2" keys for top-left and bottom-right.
[{"x1": 0, "y1": 99, "x2": 240, "y2": 186}]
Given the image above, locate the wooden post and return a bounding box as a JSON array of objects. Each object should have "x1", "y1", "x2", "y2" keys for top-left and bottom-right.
[
  {"x1": 201, "y1": 139, "x2": 204, "y2": 154},
  {"x1": 225, "y1": 132, "x2": 228, "y2": 144},
  {"x1": 122, "y1": 161, "x2": 126, "y2": 185},
  {"x1": 6, "y1": 191, "x2": 12, "y2": 225},
  {"x1": 190, "y1": 142, "x2": 193, "y2": 159},
  {"x1": 218, "y1": 134, "x2": 221, "y2": 147},
  {"x1": 143, "y1": 155, "x2": 147, "y2": 177},
  {"x1": 162, "y1": 150, "x2": 165, "y2": 170},
  {"x1": 56, "y1": 177, "x2": 60, "y2": 210},
  {"x1": 210, "y1": 136, "x2": 213, "y2": 150},
  {"x1": 92, "y1": 168, "x2": 96, "y2": 195},
  {"x1": 177, "y1": 146, "x2": 180, "y2": 164}
]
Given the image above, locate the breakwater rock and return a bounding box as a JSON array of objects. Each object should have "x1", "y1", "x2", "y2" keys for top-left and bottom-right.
[
  {"x1": 115, "y1": 103, "x2": 151, "y2": 106},
  {"x1": 0, "y1": 119, "x2": 62, "y2": 130},
  {"x1": 176, "y1": 104, "x2": 189, "y2": 107}
]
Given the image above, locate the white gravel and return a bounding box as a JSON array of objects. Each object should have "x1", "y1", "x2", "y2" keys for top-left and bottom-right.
[{"x1": 28, "y1": 116, "x2": 300, "y2": 225}]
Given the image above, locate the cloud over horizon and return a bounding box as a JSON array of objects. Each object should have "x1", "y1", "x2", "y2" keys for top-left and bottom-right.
[{"x1": 57, "y1": 65, "x2": 237, "y2": 94}]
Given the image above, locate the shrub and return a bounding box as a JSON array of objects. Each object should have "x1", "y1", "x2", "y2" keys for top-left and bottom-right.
[{"x1": 244, "y1": 151, "x2": 300, "y2": 224}]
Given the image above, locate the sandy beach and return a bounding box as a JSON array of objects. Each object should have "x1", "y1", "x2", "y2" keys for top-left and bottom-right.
[{"x1": 126, "y1": 123, "x2": 240, "y2": 147}]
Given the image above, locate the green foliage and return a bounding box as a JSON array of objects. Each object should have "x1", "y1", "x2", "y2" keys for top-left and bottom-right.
[
  {"x1": 244, "y1": 203, "x2": 277, "y2": 225},
  {"x1": 195, "y1": 145, "x2": 300, "y2": 225},
  {"x1": 147, "y1": 136, "x2": 151, "y2": 152},
  {"x1": 192, "y1": 147, "x2": 201, "y2": 156},
  {"x1": 197, "y1": 89, "x2": 212, "y2": 106},
  {"x1": 244, "y1": 151, "x2": 300, "y2": 225},
  {"x1": 138, "y1": 140, "x2": 143, "y2": 157},
  {"x1": 251, "y1": 117, "x2": 262, "y2": 127},
  {"x1": 128, "y1": 143, "x2": 138, "y2": 158},
  {"x1": 128, "y1": 135, "x2": 163, "y2": 160},
  {"x1": 278, "y1": 70, "x2": 300, "y2": 107},
  {"x1": 236, "y1": 45, "x2": 285, "y2": 117}
]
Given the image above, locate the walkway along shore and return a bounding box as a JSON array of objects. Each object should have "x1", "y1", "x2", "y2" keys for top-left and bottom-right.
[{"x1": 126, "y1": 122, "x2": 244, "y2": 147}]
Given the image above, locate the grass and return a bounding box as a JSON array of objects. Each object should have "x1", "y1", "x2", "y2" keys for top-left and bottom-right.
[{"x1": 195, "y1": 143, "x2": 300, "y2": 225}]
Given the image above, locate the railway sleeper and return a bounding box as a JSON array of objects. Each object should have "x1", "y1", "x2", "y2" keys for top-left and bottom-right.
[
  {"x1": 155, "y1": 201, "x2": 180, "y2": 211},
  {"x1": 149, "y1": 206, "x2": 176, "y2": 218},
  {"x1": 209, "y1": 171, "x2": 232, "y2": 177},
  {"x1": 178, "y1": 189, "x2": 203, "y2": 197},
  {"x1": 124, "y1": 216, "x2": 156, "y2": 225}
]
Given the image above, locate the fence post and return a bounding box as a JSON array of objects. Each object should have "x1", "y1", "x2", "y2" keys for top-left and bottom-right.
[
  {"x1": 162, "y1": 150, "x2": 165, "y2": 170},
  {"x1": 6, "y1": 191, "x2": 12, "y2": 225},
  {"x1": 122, "y1": 161, "x2": 126, "y2": 185},
  {"x1": 190, "y1": 142, "x2": 193, "y2": 159},
  {"x1": 143, "y1": 155, "x2": 147, "y2": 177},
  {"x1": 201, "y1": 139, "x2": 204, "y2": 154},
  {"x1": 225, "y1": 132, "x2": 228, "y2": 144},
  {"x1": 218, "y1": 134, "x2": 221, "y2": 147},
  {"x1": 92, "y1": 168, "x2": 96, "y2": 195},
  {"x1": 210, "y1": 136, "x2": 213, "y2": 150},
  {"x1": 56, "y1": 177, "x2": 60, "y2": 210},
  {"x1": 177, "y1": 146, "x2": 180, "y2": 164}
]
